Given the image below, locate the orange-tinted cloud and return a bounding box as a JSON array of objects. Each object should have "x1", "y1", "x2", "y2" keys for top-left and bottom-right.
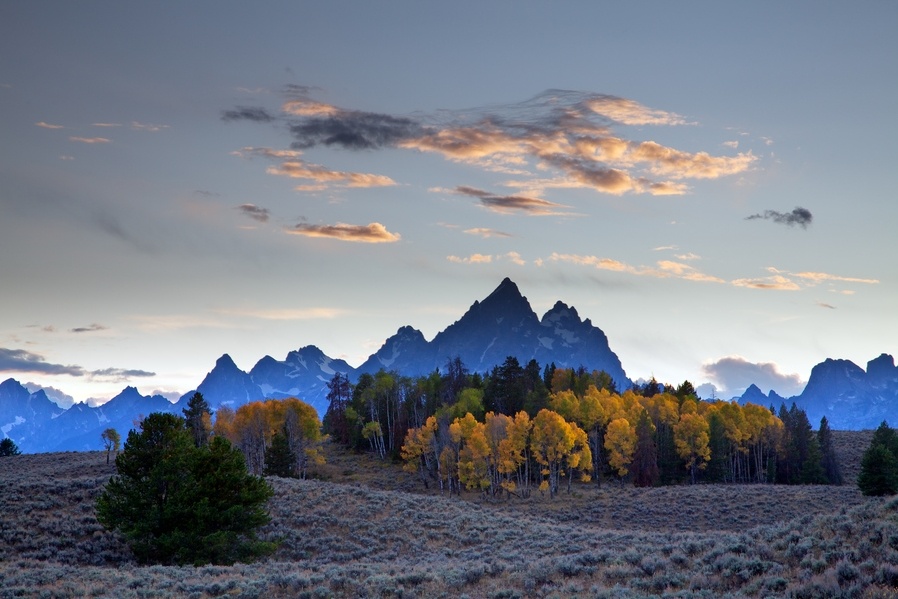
[
  {"x1": 234, "y1": 146, "x2": 394, "y2": 190},
  {"x1": 226, "y1": 88, "x2": 756, "y2": 199},
  {"x1": 267, "y1": 160, "x2": 395, "y2": 190},
  {"x1": 791, "y1": 271, "x2": 879, "y2": 285},
  {"x1": 446, "y1": 252, "x2": 526, "y2": 265},
  {"x1": 730, "y1": 275, "x2": 801, "y2": 290},
  {"x1": 285, "y1": 222, "x2": 400, "y2": 243}
]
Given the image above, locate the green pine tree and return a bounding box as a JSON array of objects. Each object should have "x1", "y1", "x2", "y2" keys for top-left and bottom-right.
[
  {"x1": 96, "y1": 412, "x2": 275, "y2": 565},
  {"x1": 0, "y1": 438, "x2": 21, "y2": 456},
  {"x1": 264, "y1": 428, "x2": 296, "y2": 478},
  {"x1": 182, "y1": 392, "x2": 212, "y2": 447},
  {"x1": 817, "y1": 416, "x2": 843, "y2": 485},
  {"x1": 858, "y1": 443, "x2": 898, "y2": 497}
]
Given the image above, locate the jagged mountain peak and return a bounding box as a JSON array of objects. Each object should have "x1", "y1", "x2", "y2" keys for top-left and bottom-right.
[
  {"x1": 867, "y1": 353, "x2": 897, "y2": 382},
  {"x1": 0, "y1": 378, "x2": 27, "y2": 395},
  {"x1": 213, "y1": 353, "x2": 240, "y2": 370},
  {"x1": 541, "y1": 300, "x2": 582, "y2": 324},
  {"x1": 480, "y1": 277, "x2": 532, "y2": 314}
]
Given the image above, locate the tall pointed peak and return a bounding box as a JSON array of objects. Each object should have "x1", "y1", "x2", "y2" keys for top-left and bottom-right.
[
  {"x1": 214, "y1": 353, "x2": 238, "y2": 369},
  {"x1": 485, "y1": 277, "x2": 522, "y2": 301}
]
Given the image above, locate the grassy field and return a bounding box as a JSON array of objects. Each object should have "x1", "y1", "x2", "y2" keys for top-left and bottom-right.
[{"x1": 0, "y1": 429, "x2": 895, "y2": 598}]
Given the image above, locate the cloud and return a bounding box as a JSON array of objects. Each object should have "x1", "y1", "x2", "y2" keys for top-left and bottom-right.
[
  {"x1": 790, "y1": 271, "x2": 879, "y2": 285},
  {"x1": 454, "y1": 186, "x2": 570, "y2": 216},
  {"x1": 130, "y1": 314, "x2": 236, "y2": 332},
  {"x1": 221, "y1": 106, "x2": 276, "y2": 122},
  {"x1": 447, "y1": 254, "x2": 493, "y2": 264},
  {"x1": 702, "y1": 356, "x2": 805, "y2": 397},
  {"x1": 233, "y1": 146, "x2": 394, "y2": 190},
  {"x1": 24, "y1": 382, "x2": 76, "y2": 408},
  {"x1": 226, "y1": 87, "x2": 755, "y2": 198},
  {"x1": 131, "y1": 121, "x2": 169, "y2": 132},
  {"x1": 463, "y1": 227, "x2": 512, "y2": 238},
  {"x1": 0, "y1": 348, "x2": 156, "y2": 382},
  {"x1": 267, "y1": 159, "x2": 395, "y2": 189},
  {"x1": 446, "y1": 252, "x2": 527, "y2": 266},
  {"x1": 745, "y1": 206, "x2": 813, "y2": 228},
  {"x1": 546, "y1": 253, "x2": 724, "y2": 283},
  {"x1": 92, "y1": 122, "x2": 121, "y2": 128},
  {"x1": 89, "y1": 368, "x2": 156, "y2": 381},
  {"x1": 0, "y1": 348, "x2": 85, "y2": 376},
  {"x1": 285, "y1": 222, "x2": 401, "y2": 243},
  {"x1": 69, "y1": 136, "x2": 111, "y2": 144},
  {"x1": 730, "y1": 274, "x2": 801, "y2": 291},
  {"x1": 236, "y1": 204, "x2": 270, "y2": 223},
  {"x1": 35, "y1": 121, "x2": 64, "y2": 129},
  {"x1": 70, "y1": 323, "x2": 108, "y2": 334},
  {"x1": 216, "y1": 307, "x2": 345, "y2": 320},
  {"x1": 730, "y1": 267, "x2": 878, "y2": 292},
  {"x1": 289, "y1": 111, "x2": 424, "y2": 150},
  {"x1": 584, "y1": 95, "x2": 689, "y2": 126}
]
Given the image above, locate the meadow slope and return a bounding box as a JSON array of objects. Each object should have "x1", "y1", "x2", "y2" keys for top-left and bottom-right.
[{"x1": 0, "y1": 430, "x2": 895, "y2": 598}]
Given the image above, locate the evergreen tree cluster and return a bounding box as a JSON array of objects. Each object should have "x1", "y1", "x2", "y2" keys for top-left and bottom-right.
[
  {"x1": 858, "y1": 421, "x2": 898, "y2": 496},
  {"x1": 96, "y1": 411, "x2": 275, "y2": 565}
]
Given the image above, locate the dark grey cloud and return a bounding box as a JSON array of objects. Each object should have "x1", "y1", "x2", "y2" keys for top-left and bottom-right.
[
  {"x1": 455, "y1": 186, "x2": 568, "y2": 216},
  {"x1": 236, "y1": 204, "x2": 270, "y2": 223},
  {"x1": 0, "y1": 348, "x2": 85, "y2": 376},
  {"x1": 90, "y1": 367, "x2": 155, "y2": 379},
  {"x1": 70, "y1": 323, "x2": 107, "y2": 333},
  {"x1": 1, "y1": 348, "x2": 154, "y2": 381},
  {"x1": 289, "y1": 111, "x2": 424, "y2": 150},
  {"x1": 746, "y1": 207, "x2": 813, "y2": 228},
  {"x1": 221, "y1": 106, "x2": 276, "y2": 123},
  {"x1": 283, "y1": 84, "x2": 318, "y2": 97}
]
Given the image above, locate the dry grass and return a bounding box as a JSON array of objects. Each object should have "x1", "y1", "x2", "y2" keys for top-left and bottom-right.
[{"x1": 0, "y1": 431, "x2": 893, "y2": 598}]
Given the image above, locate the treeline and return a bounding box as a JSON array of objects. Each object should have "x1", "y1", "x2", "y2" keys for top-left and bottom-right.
[{"x1": 323, "y1": 357, "x2": 842, "y2": 494}]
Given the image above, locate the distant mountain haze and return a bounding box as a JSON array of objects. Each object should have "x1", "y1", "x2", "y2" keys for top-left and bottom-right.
[{"x1": 1, "y1": 279, "x2": 895, "y2": 452}]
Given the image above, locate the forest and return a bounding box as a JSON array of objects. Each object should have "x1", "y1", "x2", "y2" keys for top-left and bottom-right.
[{"x1": 319, "y1": 357, "x2": 842, "y2": 497}]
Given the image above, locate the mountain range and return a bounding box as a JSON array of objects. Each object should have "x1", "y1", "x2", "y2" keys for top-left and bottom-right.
[{"x1": 1, "y1": 278, "x2": 895, "y2": 452}]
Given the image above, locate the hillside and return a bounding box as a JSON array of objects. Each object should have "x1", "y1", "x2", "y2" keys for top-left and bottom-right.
[{"x1": 1, "y1": 431, "x2": 896, "y2": 597}]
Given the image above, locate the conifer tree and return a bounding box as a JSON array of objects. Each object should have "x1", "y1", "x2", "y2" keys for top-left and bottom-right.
[
  {"x1": 817, "y1": 416, "x2": 843, "y2": 485},
  {"x1": 264, "y1": 427, "x2": 296, "y2": 478},
  {"x1": 632, "y1": 410, "x2": 659, "y2": 487},
  {"x1": 97, "y1": 412, "x2": 275, "y2": 565},
  {"x1": 858, "y1": 421, "x2": 898, "y2": 496},
  {"x1": 858, "y1": 443, "x2": 898, "y2": 496},
  {"x1": 183, "y1": 392, "x2": 212, "y2": 448},
  {"x1": 0, "y1": 438, "x2": 21, "y2": 456},
  {"x1": 323, "y1": 372, "x2": 353, "y2": 446}
]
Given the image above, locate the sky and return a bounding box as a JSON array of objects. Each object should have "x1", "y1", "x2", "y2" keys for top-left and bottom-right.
[{"x1": 1, "y1": 2, "x2": 896, "y2": 408}]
